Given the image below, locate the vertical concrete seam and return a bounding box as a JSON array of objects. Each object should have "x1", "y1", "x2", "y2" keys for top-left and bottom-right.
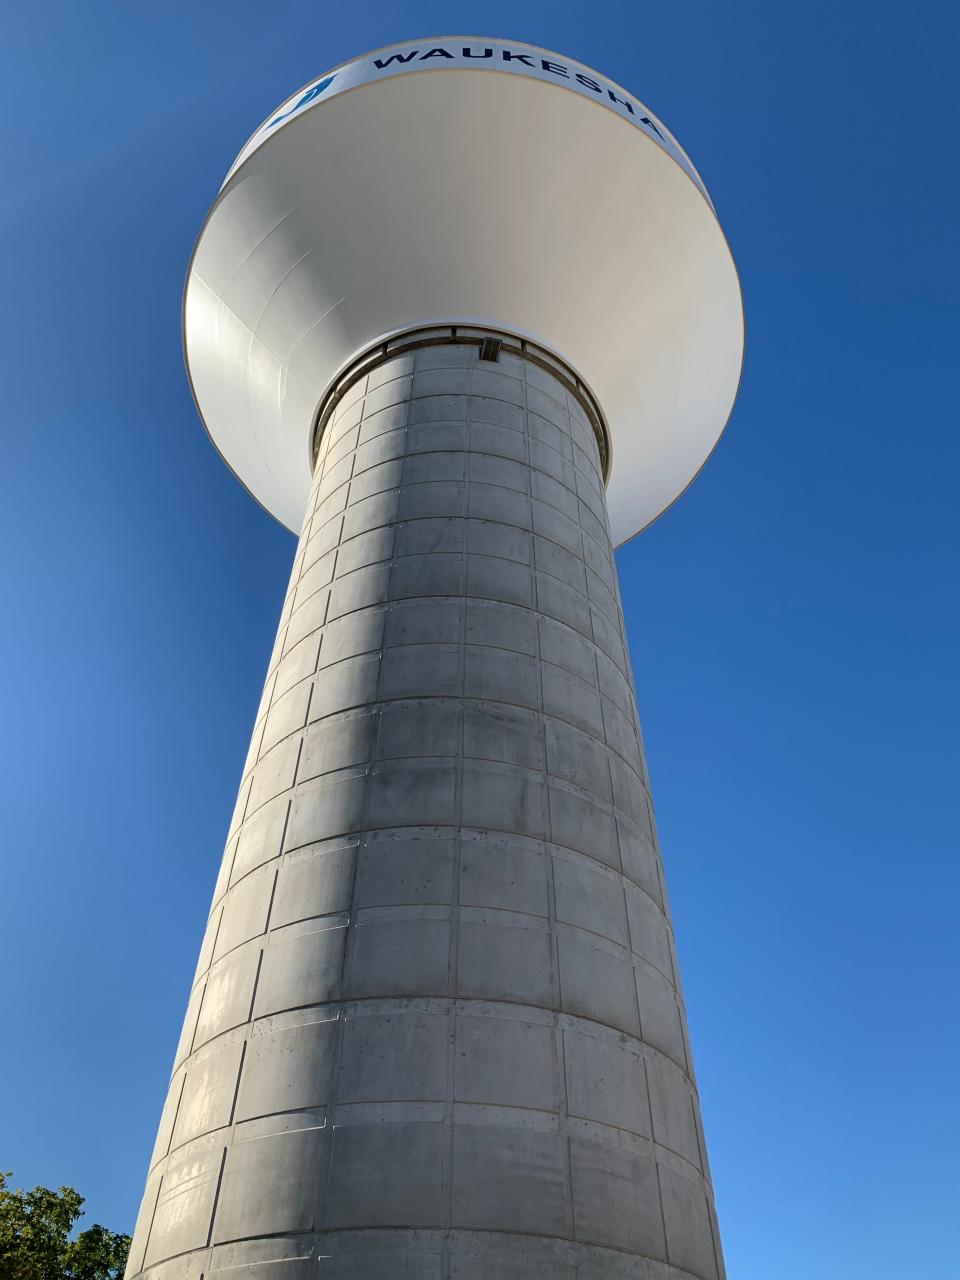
[
  {"x1": 186, "y1": 978, "x2": 208, "y2": 1062},
  {"x1": 290, "y1": 735, "x2": 306, "y2": 789},
  {"x1": 207, "y1": 898, "x2": 226, "y2": 971},
  {"x1": 227, "y1": 1040, "x2": 247, "y2": 1127},
  {"x1": 137, "y1": 1172, "x2": 164, "y2": 1275},
  {"x1": 690, "y1": 1090, "x2": 707, "y2": 1179},
  {"x1": 325, "y1": 446, "x2": 358, "y2": 598},
  {"x1": 653, "y1": 1141, "x2": 671, "y2": 1267},
  {"x1": 245, "y1": 949, "x2": 265, "y2": 1025},
  {"x1": 156, "y1": 1072, "x2": 186, "y2": 1169},
  {"x1": 262, "y1": 866, "x2": 280, "y2": 935},
  {"x1": 204, "y1": 1146, "x2": 228, "y2": 1249}
]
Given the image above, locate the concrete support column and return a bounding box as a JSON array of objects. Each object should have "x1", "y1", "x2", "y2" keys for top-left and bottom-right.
[{"x1": 126, "y1": 336, "x2": 725, "y2": 1280}]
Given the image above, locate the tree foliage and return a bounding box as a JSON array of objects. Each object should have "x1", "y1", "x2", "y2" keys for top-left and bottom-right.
[{"x1": 0, "y1": 1172, "x2": 129, "y2": 1280}]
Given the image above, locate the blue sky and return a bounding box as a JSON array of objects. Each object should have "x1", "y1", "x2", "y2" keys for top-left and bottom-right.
[{"x1": 1, "y1": 2, "x2": 957, "y2": 1276}]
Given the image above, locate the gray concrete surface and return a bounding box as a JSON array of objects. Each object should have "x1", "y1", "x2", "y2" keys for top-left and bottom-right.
[{"x1": 125, "y1": 339, "x2": 725, "y2": 1280}]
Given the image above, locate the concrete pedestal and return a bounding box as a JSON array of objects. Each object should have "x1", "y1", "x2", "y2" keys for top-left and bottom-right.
[{"x1": 126, "y1": 337, "x2": 725, "y2": 1280}]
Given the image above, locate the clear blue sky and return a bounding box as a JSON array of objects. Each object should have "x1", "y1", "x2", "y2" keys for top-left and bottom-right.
[{"x1": 1, "y1": 2, "x2": 957, "y2": 1275}]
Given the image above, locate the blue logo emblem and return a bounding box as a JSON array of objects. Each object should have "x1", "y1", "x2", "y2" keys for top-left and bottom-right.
[{"x1": 267, "y1": 75, "x2": 336, "y2": 129}]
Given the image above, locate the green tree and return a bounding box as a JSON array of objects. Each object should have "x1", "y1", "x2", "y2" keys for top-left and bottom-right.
[{"x1": 0, "y1": 1172, "x2": 129, "y2": 1280}]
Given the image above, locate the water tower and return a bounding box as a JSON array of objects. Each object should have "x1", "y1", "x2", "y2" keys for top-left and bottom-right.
[{"x1": 125, "y1": 38, "x2": 743, "y2": 1280}]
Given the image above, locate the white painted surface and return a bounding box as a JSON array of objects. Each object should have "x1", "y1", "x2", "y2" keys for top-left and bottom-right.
[
  {"x1": 224, "y1": 38, "x2": 709, "y2": 200},
  {"x1": 185, "y1": 39, "x2": 743, "y2": 544}
]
